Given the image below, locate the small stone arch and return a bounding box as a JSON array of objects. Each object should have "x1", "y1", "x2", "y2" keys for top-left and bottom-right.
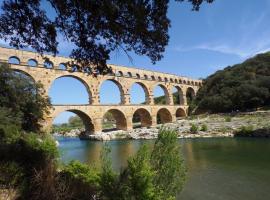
[
  {"x1": 144, "y1": 74, "x2": 148, "y2": 80},
  {"x1": 59, "y1": 63, "x2": 67, "y2": 70},
  {"x1": 153, "y1": 84, "x2": 170, "y2": 105},
  {"x1": 27, "y1": 59, "x2": 38, "y2": 67},
  {"x1": 99, "y1": 79, "x2": 125, "y2": 104},
  {"x1": 136, "y1": 73, "x2": 140, "y2": 79},
  {"x1": 157, "y1": 108, "x2": 172, "y2": 124},
  {"x1": 164, "y1": 77, "x2": 168, "y2": 82},
  {"x1": 158, "y1": 76, "x2": 162, "y2": 81},
  {"x1": 127, "y1": 72, "x2": 132, "y2": 77},
  {"x1": 8, "y1": 56, "x2": 20, "y2": 65},
  {"x1": 130, "y1": 82, "x2": 150, "y2": 104},
  {"x1": 133, "y1": 108, "x2": 152, "y2": 128},
  {"x1": 117, "y1": 71, "x2": 124, "y2": 76},
  {"x1": 175, "y1": 79, "x2": 178, "y2": 83},
  {"x1": 176, "y1": 108, "x2": 186, "y2": 118},
  {"x1": 44, "y1": 60, "x2": 54, "y2": 69},
  {"x1": 170, "y1": 78, "x2": 173, "y2": 83},
  {"x1": 151, "y1": 75, "x2": 156, "y2": 80},
  {"x1": 103, "y1": 109, "x2": 127, "y2": 131},
  {"x1": 52, "y1": 75, "x2": 92, "y2": 104}
]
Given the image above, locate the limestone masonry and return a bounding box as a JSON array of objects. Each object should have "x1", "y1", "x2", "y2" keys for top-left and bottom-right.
[{"x1": 0, "y1": 46, "x2": 201, "y2": 134}]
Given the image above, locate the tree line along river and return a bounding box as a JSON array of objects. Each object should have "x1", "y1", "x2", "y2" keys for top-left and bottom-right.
[{"x1": 56, "y1": 137, "x2": 270, "y2": 200}]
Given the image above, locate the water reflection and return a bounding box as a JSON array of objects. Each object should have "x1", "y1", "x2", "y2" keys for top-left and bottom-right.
[{"x1": 56, "y1": 137, "x2": 270, "y2": 200}]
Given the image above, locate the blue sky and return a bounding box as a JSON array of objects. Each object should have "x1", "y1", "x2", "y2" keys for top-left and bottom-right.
[{"x1": 1, "y1": 0, "x2": 270, "y2": 123}]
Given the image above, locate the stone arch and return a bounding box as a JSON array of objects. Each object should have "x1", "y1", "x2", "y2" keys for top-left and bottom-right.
[
  {"x1": 186, "y1": 87, "x2": 195, "y2": 102},
  {"x1": 151, "y1": 75, "x2": 156, "y2": 80},
  {"x1": 27, "y1": 59, "x2": 38, "y2": 67},
  {"x1": 170, "y1": 78, "x2": 173, "y2": 83},
  {"x1": 59, "y1": 63, "x2": 67, "y2": 70},
  {"x1": 133, "y1": 108, "x2": 152, "y2": 128},
  {"x1": 117, "y1": 71, "x2": 123, "y2": 76},
  {"x1": 51, "y1": 75, "x2": 92, "y2": 104},
  {"x1": 175, "y1": 79, "x2": 178, "y2": 83},
  {"x1": 158, "y1": 76, "x2": 162, "y2": 81},
  {"x1": 144, "y1": 74, "x2": 148, "y2": 80},
  {"x1": 44, "y1": 60, "x2": 53, "y2": 69},
  {"x1": 157, "y1": 108, "x2": 172, "y2": 124},
  {"x1": 11, "y1": 68, "x2": 36, "y2": 83},
  {"x1": 53, "y1": 109, "x2": 94, "y2": 134},
  {"x1": 130, "y1": 82, "x2": 150, "y2": 104},
  {"x1": 136, "y1": 73, "x2": 140, "y2": 79},
  {"x1": 127, "y1": 72, "x2": 132, "y2": 77},
  {"x1": 153, "y1": 84, "x2": 170, "y2": 105},
  {"x1": 164, "y1": 77, "x2": 168, "y2": 82},
  {"x1": 8, "y1": 56, "x2": 20, "y2": 64},
  {"x1": 172, "y1": 86, "x2": 185, "y2": 105},
  {"x1": 103, "y1": 109, "x2": 127, "y2": 131},
  {"x1": 176, "y1": 108, "x2": 186, "y2": 118},
  {"x1": 99, "y1": 79, "x2": 124, "y2": 104}
]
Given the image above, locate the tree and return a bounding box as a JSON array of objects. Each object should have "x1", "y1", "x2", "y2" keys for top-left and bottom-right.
[
  {"x1": 0, "y1": 0, "x2": 213, "y2": 74},
  {"x1": 0, "y1": 63, "x2": 51, "y2": 132}
]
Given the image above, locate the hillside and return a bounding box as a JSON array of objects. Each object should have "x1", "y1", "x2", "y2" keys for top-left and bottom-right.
[{"x1": 195, "y1": 52, "x2": 270, "y2": 113}]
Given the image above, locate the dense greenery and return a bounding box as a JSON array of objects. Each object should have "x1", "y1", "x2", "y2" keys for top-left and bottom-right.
[
  {"x1": 0, "y1": 64, "x2": 51, "y2": 132},
  {"x1": 0, "y1": 0, "x2": 213, "y2": 74},
  {"x1": 195, "y1": 52, "x2": 270, "y2": 113}
]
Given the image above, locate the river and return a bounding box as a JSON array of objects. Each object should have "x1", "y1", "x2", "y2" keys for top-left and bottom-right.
[{"x1": 56, "y1": 137, "x2": 270, "y2": 200}]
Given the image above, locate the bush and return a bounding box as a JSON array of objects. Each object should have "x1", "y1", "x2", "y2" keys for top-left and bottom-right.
[
  {"x1": 200, "y1": 124, "x2": 208, "y2": 131},
  {"x1": 190, "y1": 123, "x2": 199, "y2": 133},
  {"x1": 225, "y1": 116, "x2": 232, "y2": 122},
  {"x1": 239, "y1": 125, "x2": 254, "y2": 134}
]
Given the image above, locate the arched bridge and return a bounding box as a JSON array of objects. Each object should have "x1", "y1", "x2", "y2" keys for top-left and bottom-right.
[{"x1": 0, "y1": 47, "x2": 202, "y2": 134}]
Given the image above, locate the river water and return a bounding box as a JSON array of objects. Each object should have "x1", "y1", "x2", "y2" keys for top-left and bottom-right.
[{"x1": 56, "y1": 137, "x2": 270, "y2": 200}]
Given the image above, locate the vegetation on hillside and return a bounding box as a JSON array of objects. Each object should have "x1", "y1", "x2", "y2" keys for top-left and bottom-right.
[{"x1": 195, "y1": 52, "x2": 270, "y2": 113}]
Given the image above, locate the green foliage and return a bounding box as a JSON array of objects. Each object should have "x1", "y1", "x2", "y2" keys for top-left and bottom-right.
[
  {"x1": 195, "y1": 52, "x2": 270, "y2": 113},
  {"x1": 0, "y1": 1, "x2": 213, "y2": 74},
  {"x1": 190, "y1": 123, "x2": 199, "y2": 133},
  {"x1": 0, "y1": 161, "x2": 24, "y2": 188},
  {"x1": 200, "y1": 124, "x2": 208, "y2": 131},
  {"x1": 225, "y1": 116, "x2": 232, "y2": 122},
  {"x1": 0, "y1": 64, "x2": 51, "y2": 132},
  {"x1": 151, "y1": 128, "x2": 186, "y2": 199},
  {"x1": 239, "y1": 125, "x2": 254, "y2": 134}
]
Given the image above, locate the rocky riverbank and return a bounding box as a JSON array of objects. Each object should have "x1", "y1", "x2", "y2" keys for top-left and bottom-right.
[{"x1": 53, "y1": 111, "x2": 270, "y2": 141}]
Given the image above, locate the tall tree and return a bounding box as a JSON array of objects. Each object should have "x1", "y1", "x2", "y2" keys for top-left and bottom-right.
[{"x1": 0, "y1": 0, "x2": 213, "y2": 74}]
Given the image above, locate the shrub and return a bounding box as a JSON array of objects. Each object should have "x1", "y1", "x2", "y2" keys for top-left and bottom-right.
[
  {"x1": 200, "y1": 124, "x2": 208, "y2": 131},
  {"x1": 239, "y1": 125, "x2": 254, "y2": 134},
  {"x1": 190, "y1": 123, "x2": 199, "y2": 133},
  {"x1": 225, "y1": 116, "x2": 232, "y2": 122}
]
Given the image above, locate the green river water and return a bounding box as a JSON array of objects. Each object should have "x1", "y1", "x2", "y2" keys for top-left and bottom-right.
[{"x1": 56, "y1": 137, "x2": 270, "y2": 200}]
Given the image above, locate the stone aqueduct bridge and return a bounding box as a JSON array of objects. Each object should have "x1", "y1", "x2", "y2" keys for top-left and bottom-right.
[{"x1": 0, "y1": 47, "x2": 202, "y2": 134}]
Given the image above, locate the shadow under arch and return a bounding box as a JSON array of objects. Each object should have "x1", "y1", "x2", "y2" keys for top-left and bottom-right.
[
  {"x1": 186, "y1": 87, "x2": 196, "y2": 103},
  {"x1": 176, "y1": 108, "x2": 186, "y2": 118},
  {"x1": 157, "y1": 108, "x2": 172, "y2": 124},
  {"x1": 153, "y1": 84, "x2": 170, "y2": 105},
  {"x1": 133, "y1": 108, "x2": 152, "y2": 128},
  {"x1": 99, "y1": 79, "x2": 125, "y2": 104},
  {"x1": 172, "y1": 86, "x2": 185, "y2": 105},
  {"x1": 102, "y1": 109, "x2": 127, "y2": 131},
  {"x1": 50, "y1": 75, "x2": 92, "y2": 104},
  {"x1": 130, "y1": 82, "x2": 150, "y2": 104},
  {"x1": 53, "y1": 109, "x2": 95, "y2": 134}
]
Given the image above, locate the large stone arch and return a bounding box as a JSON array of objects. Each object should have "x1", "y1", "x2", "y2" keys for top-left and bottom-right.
[
  {"x1": 99, "y1": 78, "x2": 125, "y2": 104},
  {"x1": 172, "y1": 86, "x2": 185, "y2": 105},
  {"x1": 157, "y1": 108, "x2": 173, "y2": 124},
  {"x1": 176, "y1": 108, "x2": 186, "y2": 118},
  {"x1": 51, "y1": 74, "x2": 92, "y2": 104},
  {"x1": 129, "y1": 81, "x2": 150, "y2": 104},
  {"x1": 103, "y1": 109, "x2": 127, "y2": 131},
  {"x1": 133, "y1": 108, "x2": 152, "y2": 127},
  {"x1": 186, "y1": 87, "x2": 196, "y2": 102},
  {"x1": 153, "y1": 83, "x2": 170, "y2": 105},
  {"x1": 53, "y1": 109, "x2": 95, "y2": 134},
  {"x1": 11, "y1": 68, "x2": 36, "y2": 82}
]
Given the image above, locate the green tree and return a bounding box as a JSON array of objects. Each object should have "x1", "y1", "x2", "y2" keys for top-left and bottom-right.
[
  {"x1": 0, "y1": 64, "x2": 51, "y2": 132},
  {"x1": 0, "y1": 0, "x2": 213, "y2": 74},
  {"x1": 151, "y1": 128, "x2": 186, "y2": 199}
]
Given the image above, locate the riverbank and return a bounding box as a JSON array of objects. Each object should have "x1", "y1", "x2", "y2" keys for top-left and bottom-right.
[{"x1": 53, "y1": 111, "x2": 270, "y2": 141}]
